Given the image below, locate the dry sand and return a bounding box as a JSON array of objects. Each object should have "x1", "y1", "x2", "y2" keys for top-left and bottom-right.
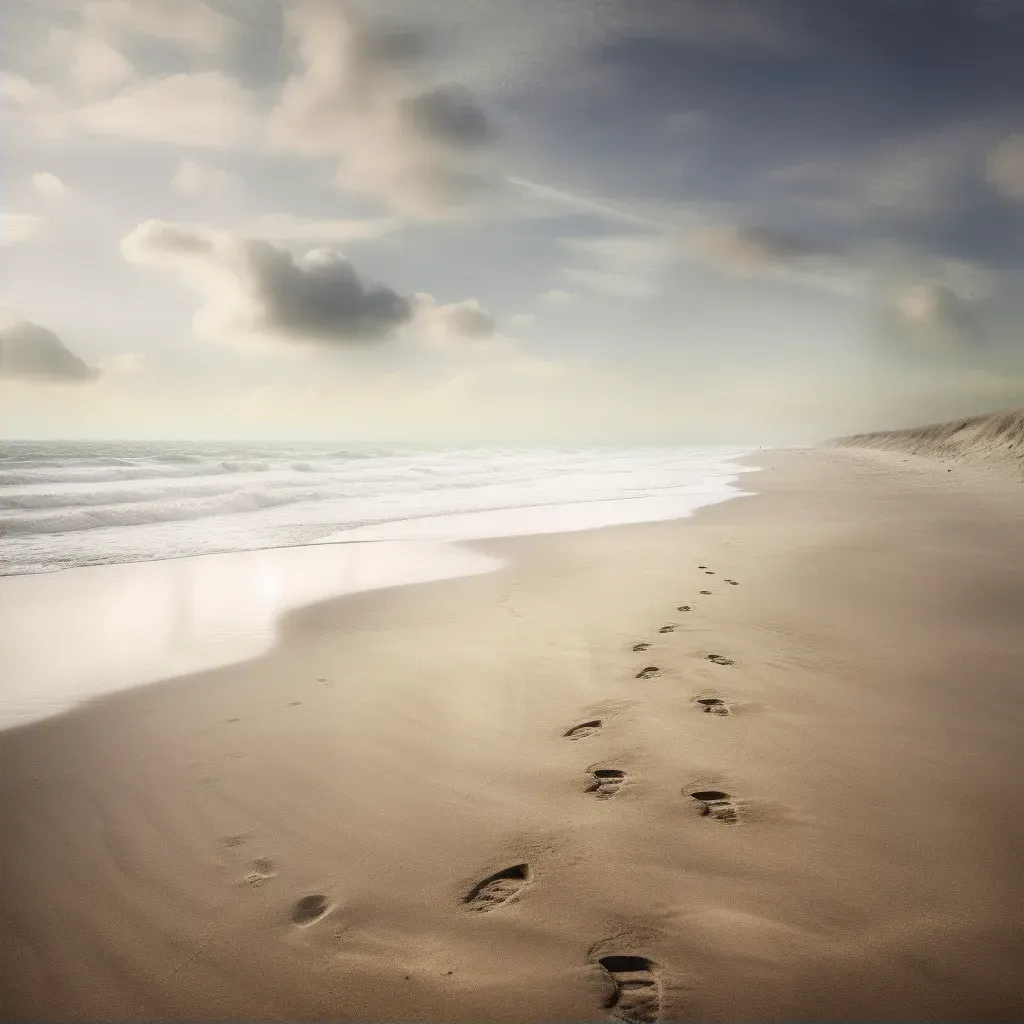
[
  {"x1": 833, "y1": 404, "x2": 1024, "y2": 479},
  {"x1": 2, "y1": 446, "x2": 1024, "y2": 1021}
]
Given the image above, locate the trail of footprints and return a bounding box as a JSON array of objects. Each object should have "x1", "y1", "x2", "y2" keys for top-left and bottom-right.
[{"x1": 270, "y1": 562, "x2": 744, "y2": 1023}]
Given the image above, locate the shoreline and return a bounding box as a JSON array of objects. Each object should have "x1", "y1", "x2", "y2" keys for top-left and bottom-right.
[
  {"x1": 0, "y1": 461, "x2": 757, "y2": 731},
  {"x1": 2, "y1": 447, "x2": 1023, "y2": 1020}
]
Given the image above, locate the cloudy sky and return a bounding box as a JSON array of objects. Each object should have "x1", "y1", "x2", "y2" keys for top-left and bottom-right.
[{"x1": 2, "y1": 0, "x2": 1023, "y2": 443}]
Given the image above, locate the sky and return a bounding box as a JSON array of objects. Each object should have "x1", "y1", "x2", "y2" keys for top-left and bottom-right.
[{"x1": 1, "y1": 0, "x2": 1023, "y2": 444}]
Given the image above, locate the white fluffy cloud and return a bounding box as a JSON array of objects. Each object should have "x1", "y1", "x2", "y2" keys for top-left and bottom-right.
[
  {"x1": 171, "y1": 159, "x2": 241, "y2": 197},
  {"x1": 54, "y1": 31, "x2": 135, "y2": 96},
  {"x1": 537, "y1": 288, "x2": 575, "y2": 306},
  {"x1": 413, "y1": 295, "x2": 497, "y2": 349},
  {"x1": 32, "y1": 172, "x2": 68, "y2": 197},
  {"x1": 269, "y1": 0, "x2": 499, "y2": 217},
  {"x1": 77, "y1": 72, "x2": 255, "y2": 147},
  {"x1": 80, "y1": 0, "x2": 237, "y2": 54},
  {"x1": 987, "y1": 133, "x2": 1024, "y2": 202},
  {"x1": 121, "y1": 219, "x2": 496, "y2": 350},
  {"x1": 0, "y1": 313, "x2": 98, "y2": 382},
  {"x1": 122, "y1": 220, "x2": 412, "y2": 345},
  {"x1": 890, "y1": 282, "x2": 979, "y2": 349}
]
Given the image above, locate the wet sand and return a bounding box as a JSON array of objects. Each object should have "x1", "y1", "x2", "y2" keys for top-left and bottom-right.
[{"x1": 2, "y1": 447, "x2": 1023, "y2": 1021}]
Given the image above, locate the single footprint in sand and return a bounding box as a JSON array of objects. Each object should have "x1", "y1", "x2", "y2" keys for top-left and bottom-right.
[
  {"x1": 586, "y1": 768, "x2": 626, "y2": 799},
  {"x1": 677, "y1": 605, "x2": 691, "y2": 612},
  {"x1": 565, "y1": 719, "x2": 603, "y2": 740},
  {"x1": 222, "y1": 834, "x2": 247, "y2": 848},
  {"x1": 597, "y1": 955, "x2": 661, "y2": 1023},
  {"x1": 690, "y1": 789, "x2": 739, "y2": 824},
  {"x1": 244, "y1": 857, "x2": 278, "y2": 886},
  {"x1": 699, "y1": 590, "x2": 712, "y2": 596},
  {"x1": 706, "y1": 654, "x2": 735, "y2": 666},
  {"x1": 725, "y1": 579, "x2": 739, "y2": 586},
  {"x1": 698, "y1": 565, "x2": 708, "y2": 570},
  {"x1": 695, "y1": 697, "x2": 730, "y2": 716},
  {"x1": 463, "y1": 864, "x2": 531, "y2": 912},
  {"x1": 635, "y1": 666, "x2": 661, "y2": 679},
  {"x1": 704, "y1": 571, "x2": 714, "y2": 575},
  {"x1": 658, "y1": 625, "x2": 676, "y2": 634},
  {"x1": 291, "y1": 894, "x2": 331, "y2": 925},
  {"x1": 632, "y1": 642, "x2": 652, "y2": 653}
]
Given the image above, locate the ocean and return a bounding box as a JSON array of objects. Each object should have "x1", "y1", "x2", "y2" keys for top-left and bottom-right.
[
  {"x1": 0, "y1": 441, "x2": 756, "y2": 576},
  {"x1": 0, "y1": 441, "x2": 757, "y2": 726}
]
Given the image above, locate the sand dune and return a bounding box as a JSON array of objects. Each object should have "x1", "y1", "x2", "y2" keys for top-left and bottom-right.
[{"x1": 832, "y1": 405, "x2": 1024, "y2": 477}]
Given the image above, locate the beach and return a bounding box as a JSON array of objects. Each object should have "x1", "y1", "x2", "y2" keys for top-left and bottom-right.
[{"x1": 2, "y1": 446, "x2": 1023, "y2": 1021}]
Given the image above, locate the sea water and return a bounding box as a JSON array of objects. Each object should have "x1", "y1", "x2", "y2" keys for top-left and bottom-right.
[{"x1": 0, "y1": 442, "x2": 758, "y2": 726}]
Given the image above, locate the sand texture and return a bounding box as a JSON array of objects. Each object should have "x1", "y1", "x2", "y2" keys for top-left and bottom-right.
[
  {"x1": 2, "y1": 447, "x2": 1024, "y2": 1021},
  {"x1": 832, "y1": 404, "x2": 1024, "y2": 478}
]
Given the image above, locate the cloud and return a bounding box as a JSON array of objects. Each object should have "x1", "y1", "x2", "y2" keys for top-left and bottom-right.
[
  {"x1": 413, "y1": 295, "x2": 497, "y2": 348},
  {"x1": 771, "y1": 122, "x2": 989, "y2": 222},
  {"x1": 80, "y1": 0, "x2": 237, "y2": 54},
  {"x1": 693, "y1": 224, "x2": 818, "y2": 275},
  {"x1": 171, "y1": 159, "x2": 242, "y2": 197},
  {"x1": 122, "y1": 220, "x2": 413, "y2": 346},
  {"x1": 2, "y1": 213, "x2": 41, "y2": 245},
  {"x1": 537, "y1": 288, "x2": 575, "y2": 306},
  {"x1": 77, "y1": 72, "x2": 255, "y2": 147},
  {"x1": 269, "y1": 0, "x2": 499, "y2": 217},
  {"x1": 0, "y1": 315, "x2": 98, "y2": 383},
  {"x1": 507, "y1": 312, "x2": 536, "y2": 332},
  {"x1": 889, "y1": 282, "x2": 980, "y2": 349},
  {"x1": 247, "y1": 213, "x2": 397, "y2": 244},
  {"x1": 32, "y1": 172, "x2": 68, "y2": 197},
  {"x1": 987, "y1": 133, "x2": 1024, "y2": 202},
  {"x1": 561, "y1": 231, "x2": 685, "y2": 297},
  {"x1": 49, "y1": 30, "x2": 135, "y2": 96}
]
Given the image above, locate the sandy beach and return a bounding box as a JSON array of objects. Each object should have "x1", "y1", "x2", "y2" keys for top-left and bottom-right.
[{"x1": 2, "y1": 446, "x2": 1024, "y2": 1021}]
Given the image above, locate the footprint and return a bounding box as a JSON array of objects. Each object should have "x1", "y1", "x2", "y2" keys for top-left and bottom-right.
[
  {"x1": 676, "y1": 605, "x2": 691, "y2": 612},
  {"x1": 698, "y1": 565, "x2": 708, "y2": 569},
  {"x1": 586, "y1": 768, "x2": 626, "y2": 799},
  {"x1": 725, "y1": 579, "x2": 739, "y2": 586},
  {"x1": 704, "y1": 571, "x2": 714, "y2": 575},
  {"x1": 632, "y1": 642, "x2": 652, "y2": 653},
  {"x1": 565, "y1": 719, "x2": 603, "y2": 740},
  {"x1": 597, "y1": 955, "x2": 661, "y2": 1023},
  {"x1": 706, "y1": 654, "x2": 734, "y2": 666},
  {"x1": 657, "y1": 625, "x2": 675, "y2": 634},
  {"x1": 699, "y1": 590, "x2": 712, "y2": 596},
  {"x1": 244, "y1": 857, "x2": 278, "y2": 886},
  {"x1": 463, "y1": 864, "x2": 531, "y2": 912},
  {"x1": 635, "y1": 666, "x2": 661, "y2": 680},
  {"x1": 695, "y1": 697, "x2": 730, "y2": 716},
  {"x1": 690, "y1": 789, "x2": 739, "y2": 824},
  {"x1": 288, "y1": 701, "x2": 302, "y2": 707},
  {"x1": 221, "y1": 834, "x2": 247, "y2": 848},
  {"x1": 291, "y1": 894, "x2": 331, "y2": 925}
]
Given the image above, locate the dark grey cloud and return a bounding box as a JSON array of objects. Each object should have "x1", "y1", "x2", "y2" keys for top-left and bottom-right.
[
  {"x1": 269, "y1": 1, "x2": 499, "y2": 217},
  {"x1": 889, "y1": 282, "x2": 983, "y2": 350},
  {"x1": 0, "y1": 317, "x2": 98, "y2": 382},
  {"x1": 402, "y1": 85, "x2": 490, "y2": 147},
  {"x1": 240, "y1": 241, "x2": 413, "y2": 343},
  {"x1": 122, "y1": 219, "x2": 501, "y2": 349},
  {"x1": 695, "y1": 224, "x2": 820, "y2": 274}
]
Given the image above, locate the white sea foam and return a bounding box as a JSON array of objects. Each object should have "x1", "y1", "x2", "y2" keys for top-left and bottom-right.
[{"x1": 0, "y1": 442, "x2": 757, "y2": 575}]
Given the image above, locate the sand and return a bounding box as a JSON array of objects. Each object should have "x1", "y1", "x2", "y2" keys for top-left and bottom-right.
[
  {"x1": 2, "y1": 446, "x2": 1024, "y2": 1021},
  {"x1": 833, "y1": 404, "x2": 1024, "y2": 479}
]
